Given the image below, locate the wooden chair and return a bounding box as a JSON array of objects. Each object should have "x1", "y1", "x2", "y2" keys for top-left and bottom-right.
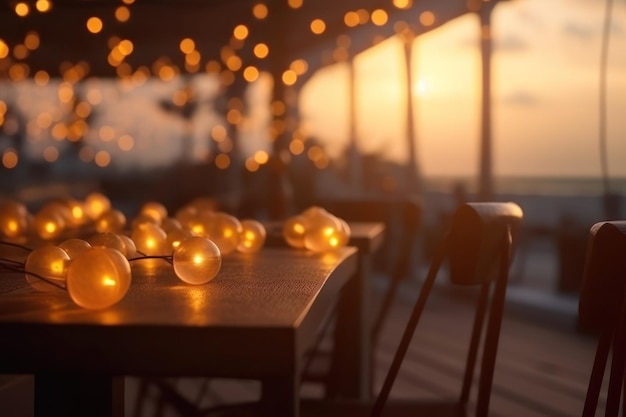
[
  {"x1": 579, "y1": 221, "x2": 626, "y2": 417},
  {"x1": 302, "y1": 201, "x2": 523, "y2": 417}
]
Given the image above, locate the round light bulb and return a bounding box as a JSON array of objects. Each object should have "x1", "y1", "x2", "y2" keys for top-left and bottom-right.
[
  {"x1": 95, "y1": 209, "x2": 127, "y2": 233},
  {"x1": 166, "y1": 228, "x2": 195, "y2": 250},
  {"x1": 66, "y1": 247, "x2": 131, "y2": 309},
  {"x1": 304, "y1": 211, "x2": 343, "y2": 252},
  {"x1": 172, "y1": 236, "x2": 222, "y2": 285},
  {"x1": 237, "y1": 219, "x2": 266, "y2": 253},
  {"x1": 174, "y1": 205, "x2": 197, "y2": 229},
  {"x1": 0, "y1": 200, "x2": 30, "y2": 238},
  {"x1": 24, "y1": 245, "x2": 70, "y2": 291},
  {"x1": 283, "y1": 215, "x2": 309, "y2": 248},
  {"x1": 139, "y1": 201, "x2": 167, "y2": 224},
  {"x1": 130, "y1": 213, "x2": 159, "y2": 230},
  {"x1": 161, "y1": 217, "x2": 182, "y2": 234},
  {"x1": 38, "y1": 201, "x2": 72, "y2": 226},
  {"x1": 58, "y1": 238, "x2": 92, "y2": 259},
  {"x1": 88, "y1": 232, "x2": 126, "y2": 254},
  {"x1": 117, "y1": 233, "x2": 137, "y2": 259},
  {"x1": 131, "y1": 223, "x2": 168, "y2": 255},
  {"x1": 33, "y1": 209, "x2": 65, "y2": 240},
  {"x1": 206, "y1": 212, "x2": 241, "y2": 255},
  {"x1": 84, "y1": 192, "x2": 111, "y2": 220},
  {"x1": 63, "y1": 199, "x2": 88, "y2": 227}
]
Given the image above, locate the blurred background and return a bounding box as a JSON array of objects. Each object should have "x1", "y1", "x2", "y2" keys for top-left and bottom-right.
[{"x1": 0, "y1": 0, "x2": 625, "y2": 303}]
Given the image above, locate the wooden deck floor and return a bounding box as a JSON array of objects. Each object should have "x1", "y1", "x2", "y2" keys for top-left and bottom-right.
[{"x1": 0, "y1": 282, "x2": 604, "y2": 417}]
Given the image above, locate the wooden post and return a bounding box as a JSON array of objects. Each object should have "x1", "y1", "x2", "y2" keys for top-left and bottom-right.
[{"x1": 478, "y1": 5, "x2": 495, "y2": 202}]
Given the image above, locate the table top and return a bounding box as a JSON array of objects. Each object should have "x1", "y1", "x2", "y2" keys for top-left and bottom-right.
[{"x1": 0, "y1": 247, "x2": 357, "y2": 378}]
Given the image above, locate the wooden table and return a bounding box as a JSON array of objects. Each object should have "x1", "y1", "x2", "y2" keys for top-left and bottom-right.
[
  {"x1": 265, "y1": 221, "x2": 386, "y2": 399},
  {"x1": 0, "y1": 247, "x2": 358, "y2": 417}
]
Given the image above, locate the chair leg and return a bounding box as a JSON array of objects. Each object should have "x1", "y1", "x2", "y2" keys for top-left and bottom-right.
[
  {"x1": 605, "y1": 295, "x2": 626, "y2": 417},
  {"x1": 369, "y1": 238, "x2": 449, "y2": 417},
  {"x1": 459, "y1": 283, "x2": 490, "y2": 405},
  {"x1": 582, "y1": 323, "x2": 614, "y2": 416},
  {"x1": 475, "y1": 233, "x2": 511, "y2": 417}
]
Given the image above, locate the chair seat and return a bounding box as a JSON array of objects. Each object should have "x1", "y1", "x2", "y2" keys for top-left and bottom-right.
[{"x1": 301, "y1": 398, "x2": 468, "y2": 417}]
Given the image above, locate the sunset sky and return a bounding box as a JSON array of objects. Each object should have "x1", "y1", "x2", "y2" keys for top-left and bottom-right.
[
  {"x1": 2, "y1": 0, "x2": 624, "y2": 182},
  {"x1": 300, "y1": 0, "x2": 626, "y2": 178}
]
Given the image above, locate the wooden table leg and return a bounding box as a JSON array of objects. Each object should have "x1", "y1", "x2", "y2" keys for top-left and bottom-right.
[
  {"x1": 35, "y1": 374, "x2": 124, "y2": 417},
  {"x1": 328, "y1": 253, "x2": 372, "y2": 399},
  {"x1": 262, "y1": 374, "x2": 298, "y2": 417}
]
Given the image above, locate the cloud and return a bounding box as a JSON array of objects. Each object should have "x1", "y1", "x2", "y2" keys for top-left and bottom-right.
[
  {"x1": 494, "y1": 34, "x2": 528, "y2": 52},
  {"x1": 500, "y1": 91, "x2": 540, "y2": 106},
  {"x1": 563, "y1": 21, "x2": 596, "y2": 40}
]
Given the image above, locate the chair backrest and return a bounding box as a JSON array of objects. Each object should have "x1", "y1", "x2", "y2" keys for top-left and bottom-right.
[
  {"x1": 449, "y1": 202, "x2": 523, "y2": 285},
  {"x1": 578, "y1": 221, "x2": 626, "y2": 417},
  {"x1": 578, "y1": 221, "x2": 626, "y2": 331}
]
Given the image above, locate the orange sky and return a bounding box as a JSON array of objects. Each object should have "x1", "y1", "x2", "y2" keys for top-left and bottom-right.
[{"x1": 299, "y1": 0, "x2": 626, "y2": 178}]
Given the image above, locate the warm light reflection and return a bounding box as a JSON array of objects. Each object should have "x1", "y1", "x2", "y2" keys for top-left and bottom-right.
[
  {"x1": 282, "y1": 70, "x2": 297, "y2": 86},
  {"x1": 180, "y1": 38, "x2": 195, "y2": 54},
  {"x1": 371, "y1": 9, "x2": 388, "y2": 26},
  {"x1": 290, "y1": 59, "x2": 308, "y2": 75},
  {"x1": 253, "y1": 43, "x2": 269, "y2": 59},
  {"x1": 288, "y1": 0, "x2": 303, "y2": 8},
  {"x1": 243, "y1": 66, "x2": 259, "y2": 82},
  {"x1": 36, "y1": 0, "x2": 51, "y2": 13},
  {"x1": 115, "y1": 6, "x2": 130, "y2": 22},
  {"x1": 344, "y1": 11, "x2": 359, "y2": 27},
  {"x1": 420, "y1": 11, "x2": 436, "y2": 26},
  {"x1": 2, "y1": 150, "x2": 18, "y2": 169},
  {"x1": 24, "y1": 32, "x2": 40, "y2": 50},
  {"x1": 215, "y1": 153, "x2": 230, "y2": 169},
  {"x1": 233, "y1": 24, "x2": 249, "y2": 40},
  {"x1": 86, "y1": 17, "x2": 103, "y2": 34},
  {"x1": 252, "y1": 3, "x2": 268, "y2": 19},
  {"x1": 0, "y1": 40, "x2": 8, "y2": 59},
  {"x1": 310, "y1": 19, "x2": 326, "y2": 34},
  {"x1": 15, "y1": 2, "x2": 29, "y2": 17},
  {"x1": 393, "y1": 0, "x2": 413, "y2": 9}
]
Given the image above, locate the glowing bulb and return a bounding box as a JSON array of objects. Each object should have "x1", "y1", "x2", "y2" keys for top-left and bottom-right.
[
  {"x1": 237, "y1": 219, "x2": 266, "y2": 254},
  {"x1": 131, "y1": 213, "x2": 158, "y2": 230},
  {"x1": 84, "y1": 192, "x2": 111, "y2": 220},
  {"x1": 33, "y1": 209, "x2": 65, "y2": 240},
  {"x1": 172, "y1": 236, "x2": 221, "y2": 284},
  {"x1": 166, "y1": 228, "x2": 194, "y2": 250},
  {"x1": 24, "y1": 246, "x2": 70, "y2": 291},
  {"x1": 131, "y1": 223, "x2": 168, "y2": 255},
  {"x1": 58, "y1": 238, "x2": 92, "y2": 259},
  {"x1": 139, "y1": 201, "x2": 167, "y2": 224},
  {"x1": 161, "y1": 217, "x2": 182, "y2": 234},
  {"x1": 95, "y1": 209, "x2": 126, "y2": 233},
  {"x1": 205, "y1": 212, "x2": 241, "y2": 255},
  {"x1": 88, "y1": 232, "x2": 126, "y2": 254},
  {"x1": 303, "y1": 211, "x2": 343, "y2": 252},
  {"x1": 64, "y1": 199, "x2": 87, "y2": 227},
  {"x1": 116, "y1": 233, "x2": 137, "y2": 259},
  {"x1": 0, "y1": 200, "x2": 29, "y2": 238},
  {"x1": 283, "y1": 215, "x2": 309, "y2": 248},
  {"x1": 66, "y1": 247, "x2": 131, "y2": 309}
]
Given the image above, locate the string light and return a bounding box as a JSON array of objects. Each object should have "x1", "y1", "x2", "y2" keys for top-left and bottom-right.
[
  {"x1": 24, "y1": 246, "x2": 69, "y2": 291},
  {"x1": 58, "y1": 238, "x2": 92, "y2": 259},
  {"x1": 283, "y1": 206, "x2": 351, "y2": 252},
  {"x1": 172, "y1": 236, "x2": 221, "y2": 285},
  {"x1": 66, "y1": 247, "x2": 131, "y2": 309},
  {"x1": 0, "y1": 194, "x2": 277, "y2": 309},
  {"x1": 237, "y1": 219, "x2": 266, "y2": 254}
]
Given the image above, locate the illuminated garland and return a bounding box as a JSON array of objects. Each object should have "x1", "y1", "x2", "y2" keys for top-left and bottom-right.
[{"x1": 0, "y1": 193, "x2": 351, "y2": 310}]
